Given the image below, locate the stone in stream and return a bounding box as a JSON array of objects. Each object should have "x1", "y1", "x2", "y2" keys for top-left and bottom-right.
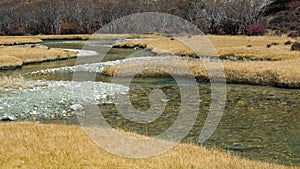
[
  {"x1": 70, "y1": 104, "x2": 84, "y2": 111},
  {"x1": 1, "y1": 115, "x2": 17, "y2": 121},
  {"x1": 70, "y1": 104, "x2": 85, "y2": 116}
]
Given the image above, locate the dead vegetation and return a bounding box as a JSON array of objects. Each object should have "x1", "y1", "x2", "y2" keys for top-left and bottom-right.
[
  {"x1": 103, "y1": 58, "x2": 300, "y2": 88},
  {"x1": 208, "y1": 35, "x2": 300, "y2": 60},
  {"x1": 0, "y1": 122, "x2": 296, "y2": 169},
  {"x1": 114, "y1": 34, "x2": 300, "y2": 60},
  {"x1": 0, "y1": 46, "x2": 76, "y2": 69},
  {"x1": 106, "y1": 34, "x2": 300, "y2": 88},
  {"x1": 0, "y1": 55, "x2": 23, "y2": 69},
  {"x1": 0, "y1": 36, "x2": 42, "y2": 46}
]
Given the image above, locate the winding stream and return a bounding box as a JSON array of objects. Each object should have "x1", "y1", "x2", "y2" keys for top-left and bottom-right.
[{"x1": 0, "y1": 40, "x2": 299, "y2": 166}]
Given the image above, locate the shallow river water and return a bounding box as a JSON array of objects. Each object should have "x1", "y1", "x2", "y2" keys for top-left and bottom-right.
[{"x1": 0, "y1": 40, "x2": 299, "y2": 166}]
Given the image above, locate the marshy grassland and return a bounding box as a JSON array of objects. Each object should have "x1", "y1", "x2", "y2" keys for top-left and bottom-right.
[
  {"x1": 0, "y1": 122, "x2": 297, "y2": 169},
  {"x1": 0, "y1": 36, "x2": 42, "y2": 46},
  {"x1": 0, "y1": 34, "x2": 154, "y2": 70},
  {"x1": 103, "y1": 57, "x2": 300, "y2": 88},
  {"x1": 0, "y1": 34, "x2": 299, "y2": 168},
  {"x1": 0, "y1": 46, "x2": 77, "y2": 69},
  {"x1": 0, "y1": 36, "x2": 77, "y2": 69},
  {"x1": 104, "y1": 34, "x2": 300, "y2": 88},
  {"x1": 35, "y1": 33, "x2": 138, "y2": 40},
  {"x1": 208, "y1": 35, "x2": 299, "y2": 60}
]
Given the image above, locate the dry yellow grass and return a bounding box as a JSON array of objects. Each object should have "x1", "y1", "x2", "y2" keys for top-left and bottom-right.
[
  {"x1": 35, "y1": 34, "x2": 92, "y2": 40},
  {"x1": 0, "y1": 122, "x2": 296, "y2": 169},
  {"x1": 208, "y1": 35, "x2": 299, "y2": 60},
  {"x1": 103, "y1": 58, "x2": 300, "y2": 88},
  {"x1": 0, "y1": 36, "x2": 42, "y2": 46},
  {"x1": 0, "y1": 34, "x2": 135, "y2": 42},
  {"x1": 35, "y1": 34, "x2": 157, "y2": 40},
  {"x1": 0, "y1": 34, "x2": 166, "y2": 69},
  {"x1": 0, "y1": 55, "x2": 23, "y2": 69},
  {"x1": 106, "y1": 34, "x2": 300, "y2": 88},
  {"x1": 114, "y1": 34, "x2": 299, "y2": 60},
  {"x1": 114, "y1": 35, "x2": 194, "y2": 55},
  {"x1": 0, "y1": 46, "x2": 76, "y2": 69}
]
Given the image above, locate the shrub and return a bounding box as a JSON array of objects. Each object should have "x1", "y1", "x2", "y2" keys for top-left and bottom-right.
[
  {"x1": 287, "y1": 0, "x2": 300, "y2": 9},
  {"x1": 288, "y1": 30, "x2": 300, "y2": 37},
  {"x1": 247, "y1": 24, "x2": 267, "y2": 36},
  {"x1": 284, "y1": 41, "x2": 293, "y2": 45},
  {"x1": 291, "y1": 42, "x2": 300, "y2": 51},
  {"x1": 7, "y1": 27, "x2": 26, "y2": 36}
]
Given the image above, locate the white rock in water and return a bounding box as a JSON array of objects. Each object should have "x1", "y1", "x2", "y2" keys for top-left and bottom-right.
[
  {"x1": 65, "y1": 49, "x2": 98, "y2": 57},
  {"x1": 8, "y1": 116, "x2": 16, "y2": 121},
  {"x1": 161, "y1": 99, "x2": 170, "y2": 103},
  {"x1": 70, "y1": 104, "x2": 84, "y2": 111},
  {"x1": 31, "y1": 111, "x2": 39, "y2": 115},
  {"x1": 1, "y1": 116, "x2": 17, "y2": 121}
]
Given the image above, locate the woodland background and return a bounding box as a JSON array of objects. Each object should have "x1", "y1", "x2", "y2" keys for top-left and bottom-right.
[{"x1": 0, "y1": 0, "x2": 299, "y2": 36}]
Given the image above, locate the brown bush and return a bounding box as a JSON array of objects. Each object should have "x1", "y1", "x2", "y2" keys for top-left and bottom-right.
[
  {"x1": 291, "y1": 42, "x2": 300, "y2": 51},
  {"x1": 288, "y1": 30, "x2": 300, "y2": 37}
]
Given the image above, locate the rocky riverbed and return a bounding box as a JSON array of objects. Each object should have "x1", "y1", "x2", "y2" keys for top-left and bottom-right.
[{"x1": 0, "y1": 81, "x2": 128, "y2": 121}]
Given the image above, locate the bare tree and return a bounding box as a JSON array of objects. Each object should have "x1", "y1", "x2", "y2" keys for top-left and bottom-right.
[{"x1": 0, "y1": 0, "x2": 271, "y2": 35}]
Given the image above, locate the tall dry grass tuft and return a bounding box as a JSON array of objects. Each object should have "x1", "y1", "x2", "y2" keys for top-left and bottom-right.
[{"x1": 0, "y1": 122, "x2": 296, "y2": 169}]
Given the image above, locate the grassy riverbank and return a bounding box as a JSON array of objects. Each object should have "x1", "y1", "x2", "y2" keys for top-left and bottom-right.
[
  {"x1": 0, "y1": 122, "x2": 296, "y2": 169},
  {"x1": 0, "y1": 46, "x2": 76, "y2": 69},
  {"x1": 114, "y1": 34, "x2": 299, "y2": 60},
  {"x1": 103, "y1": 58, "x2": 300, "y2": 88},
  {"x1": 0, "y1": 34, "x2": 299, "y2": 87},
  {"x1": 208, "y1": 35, "x2": 299, "y2": 60},
  {"x1": 0, "y1": 34, "x2": 143, "y2": 70},
  {"x1": 0, "y1": 36, "x2": 42, "y2": 46},
  {"x1": 0, "y1": 34, "x2": 78, "y2": 69},
  {"x1": 105, "y1": 34, "x2": 300, "y2": 88}
]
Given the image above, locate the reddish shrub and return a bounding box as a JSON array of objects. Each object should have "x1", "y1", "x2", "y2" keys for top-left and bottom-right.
[
  {"x1": 247, "y1": 24, "x2": 267, "y2": 36},
  {"x1": 287, "y1": 0, "x2": 300, "y2": 9}
]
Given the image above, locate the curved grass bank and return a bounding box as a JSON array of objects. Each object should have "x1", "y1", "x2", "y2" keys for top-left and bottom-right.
[
  {"x1": 0, "y1": 46, "x2": 76, "y2": 70},
  {"x1": 0, "y1": 34, "x2": 156, "y2": 70},
  {"x1": 0, "y1": 36, "x2": 42, "y2": 46},
  {"x1": 114, "y1": 34, "x2": 300, "y2": 60},
  {"x1": 0, "y1": 122, "x2": 296, "y2": 169},
  {"x1": 107, "y1": 34, "x2": 300, "y2": 88},
  {"x1": 102, "y1": 59, "x2": 300, "y2": 88}
]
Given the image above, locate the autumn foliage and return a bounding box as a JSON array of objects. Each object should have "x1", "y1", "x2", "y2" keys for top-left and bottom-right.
[
  {"x1": 287, "y1": 0, "x2": 300, "y2": 9},
  {"x1": 247, "y1": 24, "x2": 267, "y2": 36}
]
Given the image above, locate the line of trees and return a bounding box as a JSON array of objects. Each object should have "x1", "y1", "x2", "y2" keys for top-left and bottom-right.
[{"x1": 0, "y1": 0, "x2": 280, "y2": 35}]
